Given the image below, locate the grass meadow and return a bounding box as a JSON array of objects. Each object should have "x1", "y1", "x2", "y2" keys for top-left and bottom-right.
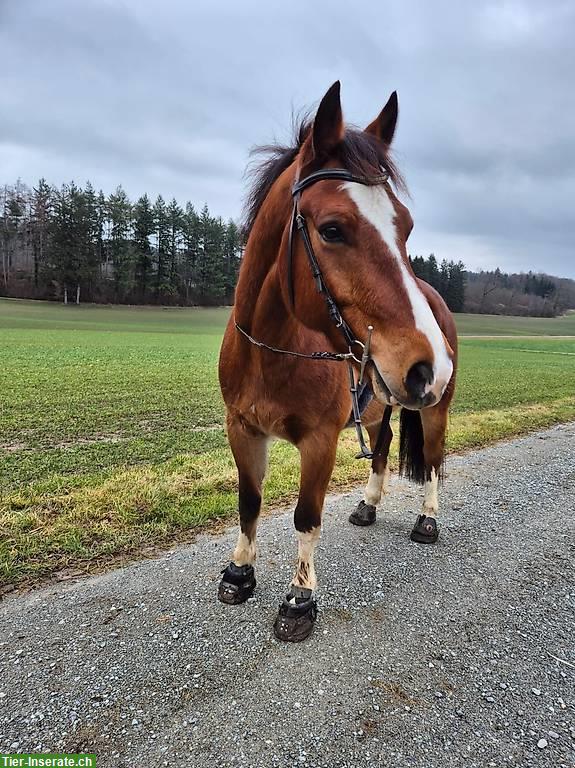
[{"x1": 1, "y1": 298, "x2": 574, "y2": 586}]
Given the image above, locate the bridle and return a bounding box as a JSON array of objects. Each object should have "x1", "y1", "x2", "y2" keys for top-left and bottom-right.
[{"x1": 235, "y1": 167, "x2": 392, "y2": 459}]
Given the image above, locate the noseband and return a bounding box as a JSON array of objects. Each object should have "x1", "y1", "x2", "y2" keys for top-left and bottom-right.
[{"x1": 235, "y1": 167, "x2": 392, "y2": 459}]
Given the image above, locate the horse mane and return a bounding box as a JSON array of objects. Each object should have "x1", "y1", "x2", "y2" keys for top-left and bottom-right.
[{"x1": 243, "y1": 115, "x2": 406, "y2": 238}]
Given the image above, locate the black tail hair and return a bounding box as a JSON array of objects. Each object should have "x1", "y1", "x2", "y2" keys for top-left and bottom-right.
[{"x1": 398, "y1": 408, "x2": 426, "y2": 485}]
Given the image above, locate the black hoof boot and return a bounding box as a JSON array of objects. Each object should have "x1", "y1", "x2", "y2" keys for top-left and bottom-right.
[
  {"x1": 349, "y1": 500, "x2": 376, "y2": 527},
  {"x1": 410, "y1": 514, "x2": 439, "y2": 544},
  {"x1": 273, "y1": 588, "x2": 317, "y2": 642},
  {"x1": 218, "y1": 562, "x2": 256, "y2": 605}
]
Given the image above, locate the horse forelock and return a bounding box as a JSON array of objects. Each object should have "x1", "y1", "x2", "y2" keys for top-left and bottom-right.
[{"x1": 242, "y1": 118, "x2": 406, "y2": 240}]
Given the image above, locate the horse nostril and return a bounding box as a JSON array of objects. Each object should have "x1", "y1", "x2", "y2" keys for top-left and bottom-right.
[{"x1": 405, "y1": 361, "x2": 434, "y2": 401}]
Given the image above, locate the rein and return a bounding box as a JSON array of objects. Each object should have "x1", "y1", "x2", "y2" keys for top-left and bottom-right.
[{"x1": 235, "y1": 167, "x2": 391, "y2": 460}]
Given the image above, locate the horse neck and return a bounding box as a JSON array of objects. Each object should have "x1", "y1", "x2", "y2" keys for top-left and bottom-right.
[{"x1": 234, "y1": 167, "x2": 294, "y2": 329}]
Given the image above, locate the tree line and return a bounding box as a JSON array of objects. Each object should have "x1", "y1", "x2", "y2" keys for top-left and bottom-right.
[
  {"x1": 464, "y1": 268, "x2": 575, "y2": 317},
  {"x1": 1, "y1": 180, "x2": 241, "y2": 305},
  {"x1": 409, "y1": 254, "x2": 575, "y2": 317},
  {"x1": 2, "y1": 180, "x2": 574, "y2": 316}
]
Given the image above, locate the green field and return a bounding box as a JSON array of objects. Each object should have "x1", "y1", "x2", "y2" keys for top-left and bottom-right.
[
  {"x1": 1, "y1": 299, "x2": 574, "y2": 586},
  {"x1": 454, "y1": 311, "x2": 575, "y2": 336}
]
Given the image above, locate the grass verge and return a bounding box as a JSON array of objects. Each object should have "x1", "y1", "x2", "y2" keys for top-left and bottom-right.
[
  {"x1": 1, "y1": 300, "x2": 574, "y2": 588},
  {"x1": 2, "y1": 397, "x2": 573, "y2": 588}
]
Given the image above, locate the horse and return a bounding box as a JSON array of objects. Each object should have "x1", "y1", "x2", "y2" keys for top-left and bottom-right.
[{"x1": 217, "y1": 81, "x2": 457, "y2": 642}]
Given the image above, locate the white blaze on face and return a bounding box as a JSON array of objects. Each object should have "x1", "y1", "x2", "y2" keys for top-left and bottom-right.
[{"x1": 342, "y1": 183, "x2": 453, "y2": 399}]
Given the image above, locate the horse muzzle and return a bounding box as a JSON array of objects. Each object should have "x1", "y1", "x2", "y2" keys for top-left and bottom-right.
[{"x1": 370, "y1": 359, "x2": 447, "y2": 410}]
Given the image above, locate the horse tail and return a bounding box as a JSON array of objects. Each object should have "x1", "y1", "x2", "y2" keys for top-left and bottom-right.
[{"x1": 398, "y1": 408, "x2": 426, "y2": 484}]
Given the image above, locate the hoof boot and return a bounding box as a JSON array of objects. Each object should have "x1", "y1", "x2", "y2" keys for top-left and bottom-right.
[
  {"x1": 218, "y1": 562, "x2": 256, "y2": 604},
  {"x1": 349, "y1": 500, "x2": 376, "y2": 527},
  {"x1": 410, "y1": 514, "x2": 439, "y2": 544},
  {"x1": 273, "y1": 594, "x2": 317, "y2": 642}
]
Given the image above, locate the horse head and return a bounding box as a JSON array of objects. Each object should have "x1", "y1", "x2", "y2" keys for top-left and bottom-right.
[{"x1": 286, "y1": 81, "x2": 454, "y2": 409}]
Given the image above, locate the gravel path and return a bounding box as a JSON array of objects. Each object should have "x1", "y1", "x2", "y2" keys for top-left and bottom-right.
[{"x1": 1, "y1": 423, "x2": 574, "y2": 767}]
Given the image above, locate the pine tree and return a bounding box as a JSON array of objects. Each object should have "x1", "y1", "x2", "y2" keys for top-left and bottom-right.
[
  {"x1": 133, "y1": 194, "x2": 154, "y2": 299},
  {"x1": 96, "y1": 189, "x2": 107, "y2": 280},
  {"x1": 50, "y1": 183, "x2": 80, "y2": 302},
  {"x1": 82, "y1": 182, "x2": 103, "y2": 299},
  {"x1": 439, "y1": 259, "x2": 450, "y2": 298},
  {"x1": 2, "y1": 184, "x2": 27, "y2": 289},
  {"x1": 223, "y1": 219, "x2": 241, "y2": 301},
  {"x1": 152, "y1": 195, "x2": 170, "y2": 299},
  {"x1": 197, "y1": 205, "x2": 226, "y2": 303},
  {"x1": 166, "y1": 198, "x2": 183, "y2": 299},
  {"x1": 409, "y1": 255, "x2": 426, "y2": 280},
  {"x1": 31, "y1": 179, "x2": 53, "y2": 289},
  {"x1": 445, "y1": 261, "x2": 466, "y2": 312},
  {"x1": 108, "y1": 186, "x2": 133, "y2": 300},
  {"x1": 182, "y1": 202, "x2": 199, "y2": 303},
  {"x1": 427, "y1": 254, "x2": 440, "y2": 291}
]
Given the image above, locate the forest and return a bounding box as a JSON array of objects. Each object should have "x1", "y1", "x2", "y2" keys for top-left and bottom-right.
[
  {"x1": 1, "y1": 179, "x2": 574, "y2": 316},
  {"x1": 409, "y1": 255, "x2": 575, "y2": 317},
  {"x1": 1, "y1": 179, "x2": 241, "y2": 305}
]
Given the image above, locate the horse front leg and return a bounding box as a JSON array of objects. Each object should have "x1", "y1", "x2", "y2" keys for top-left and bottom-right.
[
  {"x1": 410, "y1": 402, "x2": 448, "y2": 544},
  {"x1": 218, "y1": 414, "x2": 268, "y2": 604},
  {"x1": 273, "y1": 431, "x2": 338, "y2": 643}
]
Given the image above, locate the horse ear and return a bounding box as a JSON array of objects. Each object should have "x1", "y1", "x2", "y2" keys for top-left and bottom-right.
[
  {"x1": 312, "y1": 81, "x2": 344, "y2": 158},
  {"x1": 365, "y1": 91, "x2": 398, "y2": 146}
]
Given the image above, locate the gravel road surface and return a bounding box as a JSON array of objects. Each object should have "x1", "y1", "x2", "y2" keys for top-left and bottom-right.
[{"x1": 1, "y1": 423, "x2": 574, "y2": 767}]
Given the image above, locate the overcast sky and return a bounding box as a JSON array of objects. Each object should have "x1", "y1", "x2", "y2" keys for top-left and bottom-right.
[{"x1": 1, "y1": 0, "x2": 574, "y2": 277}]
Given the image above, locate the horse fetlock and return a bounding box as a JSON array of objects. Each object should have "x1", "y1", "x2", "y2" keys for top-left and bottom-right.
[
  {"x1": 232, "y1": 531, "x2": 256, "y2": 566},
  {"x1": 292, "y1": 528, "x2": 320, "y2": 590},
  {"x1": 423, "y1": 467, "x2": 439, "y2": 514},
  {"x1": 364, "y1": 466, "x2": 390, "y2": 506}
]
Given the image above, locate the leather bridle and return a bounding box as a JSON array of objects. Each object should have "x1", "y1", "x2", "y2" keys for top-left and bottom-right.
[{"x1": 235, "y1": 167, "x2": 392, "y2": 459}]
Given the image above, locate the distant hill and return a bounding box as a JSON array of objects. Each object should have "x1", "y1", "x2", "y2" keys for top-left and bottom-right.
[
  {"x1": 463, "y1": 268, "x2": 575, "y2": 317},
  {"x1": 410, "y1": 254, "x2": 575, "y2": 318}
]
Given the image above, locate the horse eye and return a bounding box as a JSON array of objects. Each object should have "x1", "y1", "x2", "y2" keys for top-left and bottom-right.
[{"x1": 319, "y1": 225, "x2": 345, "y2": 243}]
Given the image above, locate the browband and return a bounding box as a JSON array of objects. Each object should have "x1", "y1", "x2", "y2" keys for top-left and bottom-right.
[{"x1": 291, "y1": 168, "x2": 389, "y2": 197}]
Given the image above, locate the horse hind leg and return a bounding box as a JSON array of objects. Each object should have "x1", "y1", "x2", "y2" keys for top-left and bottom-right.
[
  {"x1": 409, "y1": 403, "x2": 448, "y2": 545},
  {"x1": 218, "y1": 415, "x2": 268, "y2": 605},
  {"x1": 349, "y1": 417, "x2": 393, "y2": 527}
]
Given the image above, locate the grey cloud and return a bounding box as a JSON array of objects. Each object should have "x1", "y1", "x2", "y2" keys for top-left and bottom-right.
[{"x1": 1, "y1": 0, "x2": 573, "y2": 277}]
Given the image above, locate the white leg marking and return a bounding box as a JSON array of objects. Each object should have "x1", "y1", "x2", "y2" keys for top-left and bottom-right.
[
  {"x1": 423, "y1": 468, "x2": 439, "y2": 519},
  {"x1": 364, "y1": 465, "x2": 390, "y2": 506},
  {"x1": 292, "y1": 527, "x2": 321, "y2": 591},
  {"x1": 232, "y1": 531, "x2": 256, "y2": 567},
  {"x1": 342, "y1": 183, "x2": 453, "y2": 398}
]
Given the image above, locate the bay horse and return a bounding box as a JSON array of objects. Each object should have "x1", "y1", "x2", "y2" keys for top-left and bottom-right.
[{"x1": 218, "y1": 82, "x2": 457, "y2": 642}]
